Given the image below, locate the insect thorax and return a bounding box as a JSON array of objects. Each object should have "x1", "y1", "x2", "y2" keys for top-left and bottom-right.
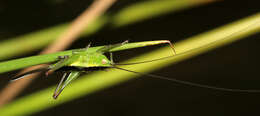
[{"x1": 68, "y1": 52, "x2": 112, "y2": 68}]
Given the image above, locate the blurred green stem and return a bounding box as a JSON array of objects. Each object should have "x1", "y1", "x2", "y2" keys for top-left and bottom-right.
[{"x1": 0, "y1": 0, "x2": 214, "y2": 60}]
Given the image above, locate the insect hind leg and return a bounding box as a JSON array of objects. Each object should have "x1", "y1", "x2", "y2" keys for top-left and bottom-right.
[{"x1": 53, "y1": 71, "x2": 81, "y2": 99}]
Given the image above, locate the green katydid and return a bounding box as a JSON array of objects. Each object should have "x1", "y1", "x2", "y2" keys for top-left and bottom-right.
[
  {"x1": 12, "y1": 40, "x2": 176, "y2": 99},
  {"x1": 12, "y1": 40, "x2": 260, "y2": 99}
]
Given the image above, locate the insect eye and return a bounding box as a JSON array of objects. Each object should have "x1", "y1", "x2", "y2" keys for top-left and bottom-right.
[{"x1": 102, "y1": 59, "x2": 107, "y2": 64}]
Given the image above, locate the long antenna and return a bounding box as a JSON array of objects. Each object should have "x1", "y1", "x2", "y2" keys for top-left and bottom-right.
[{"x1": 112, "y1": 66, "x2": 260, "y2": 93}]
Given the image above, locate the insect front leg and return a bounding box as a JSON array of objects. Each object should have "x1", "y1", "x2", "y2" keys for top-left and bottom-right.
[{"x1": 46, "y1": 55, "x2": 70, "y2": 76}]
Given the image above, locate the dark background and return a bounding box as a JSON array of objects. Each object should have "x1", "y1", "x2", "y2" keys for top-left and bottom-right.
[{"x1": 0, "y1": 0, "x2": 260, "y2": 116}]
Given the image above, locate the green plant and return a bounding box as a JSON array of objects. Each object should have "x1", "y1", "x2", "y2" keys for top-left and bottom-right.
[{"x1": 0, "y1": 12, "x2": 259, "y2": 115}]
